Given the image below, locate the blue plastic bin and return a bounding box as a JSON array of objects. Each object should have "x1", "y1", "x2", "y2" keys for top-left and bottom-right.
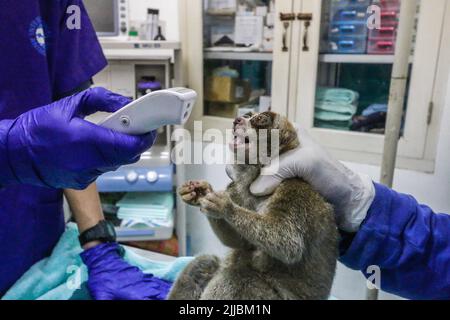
[
  {"x1": 330, "y1": 0, "x2": 372, "y2": 7},
  {"x1": 330, "y1": 6, "x2": 369, "y2": 22},
  {"x1": 329, "y1": 21, "x2": 368, "y2": 37},
  {"x1": 328, "y1": 36, "x2": 367, "y2": 54}
]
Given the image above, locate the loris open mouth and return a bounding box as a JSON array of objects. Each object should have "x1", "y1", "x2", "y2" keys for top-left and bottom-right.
[{"x1": 230, "y1": 128, "x2": 251, "y2": 150}]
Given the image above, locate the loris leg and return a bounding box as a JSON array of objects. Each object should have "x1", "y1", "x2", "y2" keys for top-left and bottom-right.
[{"x1": 167, "y1": 255, "x2": 220, "y2": 300}]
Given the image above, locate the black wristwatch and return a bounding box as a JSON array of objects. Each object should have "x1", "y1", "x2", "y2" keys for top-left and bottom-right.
[{"x1": 78, "y1": 220, "x2": 117, "y2": 247}]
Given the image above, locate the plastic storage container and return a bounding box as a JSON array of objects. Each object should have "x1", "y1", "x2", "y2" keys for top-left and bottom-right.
[
  {"x1": 368, "y1": 23, "x2": 397, "y2": 38},
  {"x1": 329, "y1": 21, "x2": 368, "y2": 37},
  {"x1": 330, "y1": 6, "x2": 369, "y2": 22},
  {"x1": 330, "y1": 0, "x2": 372, "y2": 8},
  {"x1": 380, "y1": 10, "x2": 400, "y2": 24},
  {"x1": 367, "y1": 38, "x2": 396, "y2": 54},
  {"x1": 371, "y1": 0, "x2": 401, "y2": 11},
  {"x1": 328, "y1": 36, "x2": 367, "y2": 54}
]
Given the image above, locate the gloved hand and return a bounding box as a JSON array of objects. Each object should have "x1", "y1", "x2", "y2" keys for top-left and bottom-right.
[
  {"x1": 250, "y1": 127, "x2": 375, "y2": 232},
  {"x1": 81, "y1": 242, "x2": 172, "y2": 300},
  {"x1": 0, "y1": 87, "x2": 156, "y2": 189}
]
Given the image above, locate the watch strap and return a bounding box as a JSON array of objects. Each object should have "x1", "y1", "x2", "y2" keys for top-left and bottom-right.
[{"x1": 78, "y1": 220, "x2": 117, "y2": 247}]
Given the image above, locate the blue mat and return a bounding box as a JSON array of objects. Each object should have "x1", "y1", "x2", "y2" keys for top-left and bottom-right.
[{"x1": 2, "y1": 223, "x2": 193, "y2": 300}]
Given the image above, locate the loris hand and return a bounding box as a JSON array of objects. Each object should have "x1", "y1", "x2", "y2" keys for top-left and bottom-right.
[
  {"x1": 179, "y1": 180, "x2": 213, "y2": 206},
  {"x1": 199, "y1": 191, "x2": 234, "y2": 219}
]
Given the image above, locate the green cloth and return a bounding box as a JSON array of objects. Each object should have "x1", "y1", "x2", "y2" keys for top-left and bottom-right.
[
  {"x1": 314, "y1": 109, "x2": 356, "y2": 121},
  {"x1": 314, "y1": 87, "x2": 359, "y2": 130},
  {"x1": 2, "y1": 223, "x2": 193, "y2": 300},
  {"x1": 316, "y1": 87, "x2": 359, "y2": 105}
]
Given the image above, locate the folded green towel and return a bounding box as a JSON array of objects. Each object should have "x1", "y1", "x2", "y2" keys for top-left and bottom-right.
[
  {"x1": 2, "y1": 223, "x2": 193, "y2": 300},
  {"x1": 314, "y1": 106, "x2": 356, "y2": 120},
  {"x1": 316, "y1": 87, "x2": 359, "y2": 105},
  {"x1": 314, "y1": 87, "x2": 358, "y2": 130},
  {"x1": 315, "y1": 102, "x2": 357, "y2": 115}
]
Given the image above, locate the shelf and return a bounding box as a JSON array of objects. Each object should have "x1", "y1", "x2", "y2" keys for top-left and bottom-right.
[
  {"x1": 99, "y1": 39, "x2": 181, "y2": 50},
  {"x1": 319, "y1": 54, "x2": 414, "y2": 64},
  {"x1": 101, "y1": 49, "x2": 173, "y2": 60},
  {"x1": 204, "y1": 50, "x2": 273, "y2": 62},
  {"x1": 319, "y1": 54, "x2": 396, "y2": 64}
]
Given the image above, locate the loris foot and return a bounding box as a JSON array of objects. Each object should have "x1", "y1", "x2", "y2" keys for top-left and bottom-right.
[
  {"x1": 179, "y1": 180, "x2": 213, "y2": 206},
  {"x1": 168, "y1": 254, "x2": 220, "y2": 300}
]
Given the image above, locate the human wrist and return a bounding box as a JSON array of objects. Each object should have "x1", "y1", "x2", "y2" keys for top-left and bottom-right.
[
  {"x1": 339, "y1": 173, "x2": 375, "y2": 233},
  {"x1": 82, "y1": 240, "x2": 103, "y2": 250},
  {"x1": 78, "y1": 220, "x2": 116, "y2": 248}
]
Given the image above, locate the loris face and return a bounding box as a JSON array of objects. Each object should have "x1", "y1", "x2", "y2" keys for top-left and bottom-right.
[{"x1": 230, "y1": 111, "x2": 299, "y2": 160}]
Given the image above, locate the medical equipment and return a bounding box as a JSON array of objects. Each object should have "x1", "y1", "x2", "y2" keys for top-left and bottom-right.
[
  {"x1": 137, "y1": 76, "x2": 162, "y2": 97},
  {"x1": 116, "y1": 191, "x2": 174, "y2": 241},
  {"x1": 99, "y1": 88, "x2": 197, "y2": 135},
  {"x1": 84, "y1": 0, "x2": 130, "y2": 39}
]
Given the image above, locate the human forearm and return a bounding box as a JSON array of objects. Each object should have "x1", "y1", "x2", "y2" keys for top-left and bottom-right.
[
  {"x1": 339, "y1": 183, "x2": 450, "y2": 299},
  {"x1": 64, "y1": 183, "x2": 104, "y2": 249}
]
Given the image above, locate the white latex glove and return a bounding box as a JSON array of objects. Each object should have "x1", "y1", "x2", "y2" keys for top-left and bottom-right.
[{"x1": 250, "y1": 127, "x2": 375, "y2": 233}]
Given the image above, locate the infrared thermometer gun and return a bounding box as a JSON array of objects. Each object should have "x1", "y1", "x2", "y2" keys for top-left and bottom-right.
[{"x1": 99, "y1": 88, "x2": 197, "y2": 135}]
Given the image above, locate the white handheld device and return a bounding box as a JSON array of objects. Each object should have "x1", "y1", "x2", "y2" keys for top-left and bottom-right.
[{"x1": 99, "y1": 88, "x2": 197, "y2": 135}]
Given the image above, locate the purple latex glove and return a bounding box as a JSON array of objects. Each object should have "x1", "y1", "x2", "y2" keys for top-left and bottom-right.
[
  {"x1": 81, "y1": 242, "x2": 172, "y2": 300},
  {"x1": 0, "y1": 87, "x2": 156, "y2": 189}
]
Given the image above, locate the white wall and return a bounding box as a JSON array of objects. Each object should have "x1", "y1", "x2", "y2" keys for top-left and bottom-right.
[
  {"x1": 182, "y1": 72, "x2": 450, "y2": 300},
  {"x1": 128, "y1": 0, "x2": 180, "y2": 41}
]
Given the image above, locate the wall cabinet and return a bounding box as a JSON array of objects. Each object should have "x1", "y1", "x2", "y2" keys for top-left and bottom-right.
[{"x1": 180, "y1": 0, "x2": 450, "y2": 172}]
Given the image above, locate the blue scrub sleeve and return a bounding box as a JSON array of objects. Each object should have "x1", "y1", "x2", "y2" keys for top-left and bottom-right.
[
  {"x1": 340, "y1": 183, "x2": 450, "y2": 299},
  {"x1": 0, "y1": 120, "x2": 17, "y2": 186},
  {"x1": 46, "y1": 0, "x2": 107, "y2": 98}
]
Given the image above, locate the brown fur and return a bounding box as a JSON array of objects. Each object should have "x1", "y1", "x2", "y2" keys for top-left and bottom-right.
[{"x1": 169, "y1": 112, "x2": 338, "y2": 300}]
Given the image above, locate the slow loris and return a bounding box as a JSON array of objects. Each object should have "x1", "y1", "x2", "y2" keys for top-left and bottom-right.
[{"x1": 169, "y1": 111, "x2": 339, "y2": 300}]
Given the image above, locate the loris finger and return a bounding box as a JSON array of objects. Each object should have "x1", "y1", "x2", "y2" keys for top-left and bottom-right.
[
  {"x1": 195, "y1": 180, "x2": 213, "y2": 191},
  {"x1": 179, "y1": 184, "x2": 194, "y2": 196},
  {"x1": 182, "y1": 192, "x2": 197, "y2": 202}
]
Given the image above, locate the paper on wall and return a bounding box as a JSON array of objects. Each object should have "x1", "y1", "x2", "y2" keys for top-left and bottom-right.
[{"x1": 234, "y1": 15, "x2": 264, "y2": 47}]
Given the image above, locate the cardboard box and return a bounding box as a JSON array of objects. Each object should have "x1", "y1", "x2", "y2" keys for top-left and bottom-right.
[
  {"x1": 207, "y1": 102, "x2": 257, "y2": 118},
  {"x1": 205, "y1": 76, "x2": 251, "y2": 103}
]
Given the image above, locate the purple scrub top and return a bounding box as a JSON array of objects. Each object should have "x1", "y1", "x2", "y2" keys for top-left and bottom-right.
[{"x1": 0, "y1": 0, "x2": 107, "y2": 296}]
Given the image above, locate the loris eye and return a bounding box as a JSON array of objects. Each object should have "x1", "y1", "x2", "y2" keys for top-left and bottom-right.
[
  {"x1": 242, "y1": 112, "x2": 254, "y2": 119},
  {"x1": 250, "y1": 112, "x2": 273, "y2": 128}
]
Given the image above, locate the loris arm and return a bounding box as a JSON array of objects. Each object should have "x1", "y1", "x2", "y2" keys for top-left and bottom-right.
[
  {"x1": 179, "y1": 180, "x2": 252, "y2": 249},
  {"x1": 207, "y1": 216, "x2": 253, "y2": 249},
  {"x1": 200, "y1": 192, "x2": 304, "y2": 264}
]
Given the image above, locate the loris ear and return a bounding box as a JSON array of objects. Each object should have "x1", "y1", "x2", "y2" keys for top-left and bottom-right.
[
  {"x1": 279, "y1": 119, "x2": 300, "y2": 153},
  {"x1": 225, "y1": 164, "x2": 237, "y2": 181}
]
